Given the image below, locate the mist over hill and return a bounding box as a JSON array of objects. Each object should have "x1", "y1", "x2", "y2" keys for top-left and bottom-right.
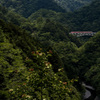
[{"x1": 54, "y1": 0, "x2": 92, "y2": 12}]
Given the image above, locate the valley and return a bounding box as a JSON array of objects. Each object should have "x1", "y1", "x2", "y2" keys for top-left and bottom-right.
[{"x1": 0, "y1": 0, "x2": 100, "y2": 100}]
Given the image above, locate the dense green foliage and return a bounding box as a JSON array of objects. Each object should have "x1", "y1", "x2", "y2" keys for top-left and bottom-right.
[
  {"x1": 0, "y1": 18, "x2": 81, "y2": 99},
  {"x1": 0, "y1": 0, "x2": 100, "y2": 99},
  {"x1": 1, "y1": 0, "x2": 100, "y2": 32},
  {"x1": 0, "y1": 0, "x2": 65, "y2": 17},
  {"x1": 28, "y1": 0, "x2": 100, "y2": 95},
  {"x1": 77, "y1": 31, "x2": 100, "y2": 95},
  {"x1": 29, "y1": 0, "x2": 100, "y2": 32},
  {"x1": 30, "y1": 18, "x2": 81, "y2": 79},
  {"x1": 65, "y1": 0, "x2": 100, "y2": 31},
  {"x1": 0, "y1": 0, "x2": 92, "y2": 18}
]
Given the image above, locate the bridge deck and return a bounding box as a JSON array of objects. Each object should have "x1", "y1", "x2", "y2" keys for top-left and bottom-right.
[{"x1": 69, "y1": 31, "x2": 96, "y2": 37}]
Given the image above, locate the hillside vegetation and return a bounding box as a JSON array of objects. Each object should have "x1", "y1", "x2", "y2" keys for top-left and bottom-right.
[
  {"x1": 0, "y1": 19, "x2": 82, "y2": 100},
  {"x1": 28, "y1": 0, "x2": 100, "y2": 32},
  {"x1": 0, "y1": 0, "x2": 65, "y2": 17},
  {"x1": 78, "y1": 31, "x2": 100, "y2": 95},
  {"x1": 0, "y1": 0, "x2": 100, "y2": 99},
  {"x1": 0, "y1": 4, "x2": 83, "y2": 99}
]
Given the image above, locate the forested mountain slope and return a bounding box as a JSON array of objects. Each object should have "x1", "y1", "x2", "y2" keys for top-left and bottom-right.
[
  {"x1": 0, "y1": 0, "x2": 65, "y2": 17},
  {"x1": 29, "y1": 0, "x2": 100, "y2": 32},
  {"x1": 1, "y1": 0, "x2": 99, "y2": 32},
  {"x1": 0, "y1": 3, "x2": 83, "y2": 99},
  {"x1": 0, "y1": 0, "x2": 93, "y2": 17},
  {"x1": 0, "y1": 5, "x2": 81, "y2": 47},
  {"x1": 78, "y1": 31, "x2": 100, "y2": 95},
  {"x1": 54, "y1": 0, "x2": 92, "y2": 12},
  {"x1": 0, "y1": 0, "x2": 100, "y2": 99},
  {"x1": 0, "y1": 18, "x2": 81, "y2": 100},
  {"x1": 65, "y1": 0, "x2": 100, "y2": 31}
]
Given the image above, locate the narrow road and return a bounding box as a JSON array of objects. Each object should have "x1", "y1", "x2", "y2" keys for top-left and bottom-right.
[
  {"x1": 82, "y1": 82, "x2": 100, "y2": 100},
  {"x1": 82, "y1": 82, "x2": 94, "y2": 90},
  {"x1": 84, "y1": 89, "x2": 91, "y2": 99}
]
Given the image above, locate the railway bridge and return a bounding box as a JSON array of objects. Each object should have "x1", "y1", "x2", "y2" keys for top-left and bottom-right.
[{"x1": 69, "y1": 31, "x2": 96, "y2": 37}]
